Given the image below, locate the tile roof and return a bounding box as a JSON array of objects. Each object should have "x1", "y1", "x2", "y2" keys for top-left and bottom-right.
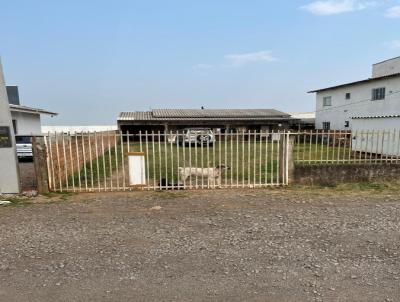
[
  {"x1": 118, "y1": 109, "x2": 291, "y2": 121},
  {"x1": 351, "y1": 114, "x2": 400, "y2": 119}
]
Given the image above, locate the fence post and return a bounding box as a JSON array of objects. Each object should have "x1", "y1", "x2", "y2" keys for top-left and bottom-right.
[
  {"x1": 279, "y1": 133, "x2": 286, "y2": 184},
  {"x1": 32, "y1": 136, "x2": 50, "y2": 194},
  {"x1": 287, "y1": 134, "x2": 295, "y2": 185},
  {"x1": 279, "y1": 132, "x2": 295, "y2": 185}
]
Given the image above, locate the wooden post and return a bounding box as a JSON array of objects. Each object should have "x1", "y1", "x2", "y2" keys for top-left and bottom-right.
[{"x1": 32, "y1": 136, "x2": 50, "y2": 194}]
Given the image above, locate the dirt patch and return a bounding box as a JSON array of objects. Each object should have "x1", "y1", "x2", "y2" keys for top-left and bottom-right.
[
  {"x1": 18, "y1": 161, "x2": 37, "y2": 191},
  {"x1": 0, "y1": 188, "x2": 399, "y2": 301}
]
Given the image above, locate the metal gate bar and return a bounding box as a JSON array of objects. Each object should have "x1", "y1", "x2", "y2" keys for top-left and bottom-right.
[{"x1": 45, "y1": 130, "x2": 288, "y2": 192}]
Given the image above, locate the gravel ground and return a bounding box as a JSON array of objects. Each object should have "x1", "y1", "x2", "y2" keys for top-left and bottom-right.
[{"x1": 0, "y1": 188, "x2": 399, "y2": 301}]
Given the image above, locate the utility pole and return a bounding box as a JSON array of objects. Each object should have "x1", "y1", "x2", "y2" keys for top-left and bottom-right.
[{"x1": 0, "y1": 59, "x2": 20, "y2": 193}]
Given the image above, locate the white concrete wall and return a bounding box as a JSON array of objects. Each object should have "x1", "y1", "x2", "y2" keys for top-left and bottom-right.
[
  {"x1": 0, "y1": 60, "x2": 20, "y2": 193},
  {"x1": 372, "y1": 57, "x2": 400, "y2": 78},
  {"x1": 351, "y1": 117, "x2": 400, "y2": 132},
  {"x1": 351, "y1": 117, "x2": 400, "y2": 156},
  {"x1": 315, "y1": 76, "x2": 400, "y2": 130},
  {"x1": 11, "y1": 111, "x2": 42, "y2": 136},
  {"x1": 42, "y1": 125, "x2": 117, "y2": 134}
]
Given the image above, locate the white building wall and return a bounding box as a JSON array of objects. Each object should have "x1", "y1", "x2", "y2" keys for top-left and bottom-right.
[
  {"x1": 11, "y1": 111, "x2": 42, "y2": 136},
  {"x1": 351, "y1": 117, "x2": 400, "y2": 156},
  {"x1": 315, "y1": 77, "x2": 400, "y2": 130},
  {"x1": 41, "y1": 125, "x2": 117, "y2": 134},
  {"x1": 0, "y1": 61, "x2": 20, "y2": 193},
  {"x1": 372, "y1": 57, "x2": 400, "y2": 78},
  {"x1": 351, "y1": 117, "x2": 400, "y2": 132}
]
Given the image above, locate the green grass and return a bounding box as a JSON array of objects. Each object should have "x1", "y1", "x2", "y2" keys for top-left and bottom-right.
[
  {"x1": 41, "y1": 191, "x2": 75, "y2": 201},
  {"x1": 68, "y1": 141, "x2": 282, "y2": 187},
  {"x1": 137, "y1": 141, "x2": 281, "y2": 185},
  {"x1": 293, "y1": 142, "x2": 358, "y2": 163},
  {"x1": 4, "y1": 197, "x2": 33, "y2": 207},
  {"x1": 67, "y1": 144, "x2": 124, "y2": 188},
  {"x1": 65, "y1": 140, "x2": 363, "y2": 189}
]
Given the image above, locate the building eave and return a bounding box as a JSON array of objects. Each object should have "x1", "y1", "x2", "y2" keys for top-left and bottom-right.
[
  {"x1": 308, "y1": 73, "x2": 400, "y2": 93},
  {"x1": 118, "y1": 109, "x2": 292, "y2": 122},
  {"x1": 351, "y1": 115, "x2": 400, "y2": 119},
  {"x1": 9, "y1": 104, "x2": 58, "y2": 116},
  {"x1": 117, "y1": 117, "x2": 294, "y2": 122}
]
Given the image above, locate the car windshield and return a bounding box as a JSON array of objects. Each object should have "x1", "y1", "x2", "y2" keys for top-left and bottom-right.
[
  {"x1": 15, "y1": 136, "x2": 32, "y2": 144},
  {"x1": 187, "y1": 129, "x2": 211, "y2": 133}
]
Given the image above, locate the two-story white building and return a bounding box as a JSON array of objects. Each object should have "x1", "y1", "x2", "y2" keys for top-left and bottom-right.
[{"x1": 310, "y1": 57, "x2": 400, "y2": 131}]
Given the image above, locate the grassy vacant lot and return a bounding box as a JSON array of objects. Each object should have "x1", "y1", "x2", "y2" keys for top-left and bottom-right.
[
  {"x1": 70, "y1": 141, "x2": 281, "y2": 187},
  {"x1": 294, "y1": 140, "x2": 359, "y2": 162},
  {"x1": 68, "y1": 140, "x2": 358, "y2": 189}
]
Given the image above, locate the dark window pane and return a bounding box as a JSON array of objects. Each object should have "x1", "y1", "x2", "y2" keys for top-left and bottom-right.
[
  {"x1": 322, "y1": 122, "x2": 331, "y2": 130},
  {"x1": 372, "y1": 87, "x2": 385, "y2": 101},
  {"x1": 15, "y1": 136, "x2": 32, "y2": 144}
]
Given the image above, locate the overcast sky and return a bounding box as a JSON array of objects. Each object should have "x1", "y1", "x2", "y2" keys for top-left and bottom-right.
[{"x1": 1, "y1": 0, "x2": 400, "y2": 125}]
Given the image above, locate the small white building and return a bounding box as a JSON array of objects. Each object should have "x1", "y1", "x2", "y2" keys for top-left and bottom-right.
[
  {"x1": 7, "y1": 86, "x2": 57, "y2": 136},
  {"x1": 310, "y1": 57, "x2": 400, "y2": 131},
  {"x1": 289, "y1": 112, "x2": 315, "y2": 130},
  {"x1": 351, "y1": 115, "x2": 400, "y2": 157}
]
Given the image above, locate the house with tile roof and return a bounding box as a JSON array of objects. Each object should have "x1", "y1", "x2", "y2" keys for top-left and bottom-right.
[{"x1": 117, "y1": 108, "x2": 294, "y2": 134}]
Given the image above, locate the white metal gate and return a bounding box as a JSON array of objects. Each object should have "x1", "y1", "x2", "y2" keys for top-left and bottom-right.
[{"x1": 45, "y1": 131, "x2": 290, "y2": 192}]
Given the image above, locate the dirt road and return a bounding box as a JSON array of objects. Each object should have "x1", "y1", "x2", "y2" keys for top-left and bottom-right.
[{"x1": 0, "y1": 188, "x2": 399, "y2": 301}]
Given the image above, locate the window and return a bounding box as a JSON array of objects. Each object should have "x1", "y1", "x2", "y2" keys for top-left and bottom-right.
[
  {"x1": 323, "y1": 96, "x2": 332, "y2": 107},
  {"x1": 12, "y1": 120, "x2": 17, "y2": 134},
  {"x1": 344, "y1": 121, "x2": 350, "y2": 128},
  {"x1": 372, "y1": 87, "x2": 385, "y2": 101},
  {"x1": 15, "y1": 136, "x2": 32, "y2": 144},
  {"x1": 322, "y1": 122, "x2": 331, "y2": 130},
  {"x1": 345, "y1": 93, "x2": 351, "y2": 100}
]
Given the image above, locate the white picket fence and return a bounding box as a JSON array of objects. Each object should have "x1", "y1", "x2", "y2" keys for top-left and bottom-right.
[{"x1": 44, "y1": 131, "x2": 291, "y2": 192}]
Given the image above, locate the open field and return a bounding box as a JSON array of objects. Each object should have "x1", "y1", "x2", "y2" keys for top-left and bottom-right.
[{"x1": 1, "y1": 185, "x2": 400, "y2": 301}]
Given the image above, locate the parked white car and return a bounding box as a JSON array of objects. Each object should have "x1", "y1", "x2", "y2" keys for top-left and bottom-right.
[
  {"x1": 176, "y1": 128, "x2": 216, "y2": 146},
  {"x1": 15, "y1": 136, "x2": 33, "y2": 159}
]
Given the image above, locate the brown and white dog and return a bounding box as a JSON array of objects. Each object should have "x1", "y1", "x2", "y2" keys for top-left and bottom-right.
[{"x1": 178, "y1": 164, "x2": 230, "y2": 186}]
